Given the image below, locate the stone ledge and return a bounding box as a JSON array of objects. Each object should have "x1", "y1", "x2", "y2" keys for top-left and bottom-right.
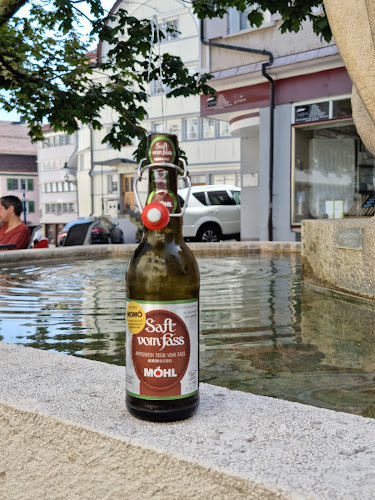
[
  {"x1": 1, "y1": 342, "x2": 374, "y2": 500},
  {"x1": 0, "y1": 241, "x2": 301, "y2": 265}
]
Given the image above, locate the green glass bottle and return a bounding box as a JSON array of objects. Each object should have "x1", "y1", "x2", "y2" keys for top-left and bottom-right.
[{"x1": 125, "y1": 133, "x2": 200, "y2": 422}]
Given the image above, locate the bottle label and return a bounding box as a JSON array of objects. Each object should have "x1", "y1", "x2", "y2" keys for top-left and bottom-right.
[
  {"x1": 148, "y1": 135, "x2": 177, "y2": 164},
  {"x1": 147, "y1": 169, "x2": 177, "y2": 213},
  {"x1": 126, "y1": 299, "x2": 199, "y2": 400}
]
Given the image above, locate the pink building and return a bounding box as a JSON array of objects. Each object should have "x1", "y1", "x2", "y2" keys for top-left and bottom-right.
[{"x1": 0, "y1": 121, "x2": 39, "y2": 226}]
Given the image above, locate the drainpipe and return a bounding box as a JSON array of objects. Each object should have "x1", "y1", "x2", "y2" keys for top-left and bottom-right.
[
  {"x1": 89, "y1": 126, "x2": 94, "y2": 216},
  {"x1": 200, "y1": 19, "x2": 275, "y2": 241}
]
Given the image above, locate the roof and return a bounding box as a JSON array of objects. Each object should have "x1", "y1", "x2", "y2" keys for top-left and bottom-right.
[
  {"x1": 94, "y1": 158, "x2": 137, "y2": 165},
  {"x1": 0, "y1": 121, "x2": 37, "y2": 155},
  {"x1": 0, "y1": 154, "x2": 37, "y2": 173}
]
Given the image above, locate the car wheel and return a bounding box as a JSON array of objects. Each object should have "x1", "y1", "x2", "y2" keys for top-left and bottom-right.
[{"x1": 196, "y1": 224, "x2": 221, "y2": 242}]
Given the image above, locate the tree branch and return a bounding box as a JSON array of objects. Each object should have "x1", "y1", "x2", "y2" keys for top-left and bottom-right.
[{"x1": 0, "y1": 0, "x2": 28, "y2": 27}]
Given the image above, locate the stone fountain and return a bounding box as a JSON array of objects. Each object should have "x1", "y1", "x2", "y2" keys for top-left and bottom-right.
[{"x1": 302, "y1": 0, "x2": 375, "y2": 300}]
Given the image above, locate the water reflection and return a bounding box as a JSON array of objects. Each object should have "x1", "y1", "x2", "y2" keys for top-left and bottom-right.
[{"x1": 1, "y1": 255, "x2": 375, "y2": 417}]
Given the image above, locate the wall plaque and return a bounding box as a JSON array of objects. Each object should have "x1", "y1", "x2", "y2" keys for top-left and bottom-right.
[{"x1": 335, "y1": 227, "x2": 363, "y2": 250}]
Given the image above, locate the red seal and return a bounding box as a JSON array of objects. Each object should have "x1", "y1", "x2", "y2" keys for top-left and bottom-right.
[{"x1": 142, "y1": 202, "x2": 170, "y2": 230}]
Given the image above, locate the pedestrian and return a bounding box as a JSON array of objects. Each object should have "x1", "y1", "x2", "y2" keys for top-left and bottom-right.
[{"x1": 0, "y1": 196, "x2": 31, "y2": 250}]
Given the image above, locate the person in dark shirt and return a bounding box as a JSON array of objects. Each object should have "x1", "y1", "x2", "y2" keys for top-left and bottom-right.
[{"x1": 0, "y1": 196, "x2": 31, "y2": 250}]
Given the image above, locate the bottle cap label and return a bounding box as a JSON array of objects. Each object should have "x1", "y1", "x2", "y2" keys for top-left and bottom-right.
[{"x1": 148, "y1": 135, "x2": 176, "y2": 164}]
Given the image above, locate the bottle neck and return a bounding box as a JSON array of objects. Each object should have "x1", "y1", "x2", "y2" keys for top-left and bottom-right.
[{"x1": 143, "y1": 165, "x2": 182, "y2": 240}]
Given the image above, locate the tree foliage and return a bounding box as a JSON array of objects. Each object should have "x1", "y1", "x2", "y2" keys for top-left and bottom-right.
[
  {"x1": 0, "y1": 0, "x2": 331, "y2": 159},
  {"x1": 191, "y1": 1, "x2": 331, "y2": 42}
]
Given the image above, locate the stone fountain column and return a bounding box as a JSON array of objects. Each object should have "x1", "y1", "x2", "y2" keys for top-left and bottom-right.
[{"x1": 301, "y1": 1, "x2": 375, "y2": 300}]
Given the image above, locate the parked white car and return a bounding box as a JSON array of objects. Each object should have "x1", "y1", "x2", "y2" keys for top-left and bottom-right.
[{"x1": 178, "y1": 185, "x2": 241, "y2": 242}]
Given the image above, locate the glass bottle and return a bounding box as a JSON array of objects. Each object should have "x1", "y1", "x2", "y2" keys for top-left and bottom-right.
[{"x1": 125, "y1": 133, "x2": 200, "y2": 422}]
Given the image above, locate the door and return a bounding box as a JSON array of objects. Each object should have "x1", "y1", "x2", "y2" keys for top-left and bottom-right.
[{"x1": 122, "y1": 174, "x2": 134, "y2": 212}]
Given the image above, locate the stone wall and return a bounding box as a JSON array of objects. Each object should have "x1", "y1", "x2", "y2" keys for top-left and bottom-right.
[{"x1": 302, "y1": 219, "x2": 375, "y2": 300}]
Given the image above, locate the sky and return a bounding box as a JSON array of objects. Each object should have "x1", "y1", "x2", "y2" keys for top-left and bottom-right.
[{"x1": 0, "y1": 0, "x2": 115, "y2": 122}]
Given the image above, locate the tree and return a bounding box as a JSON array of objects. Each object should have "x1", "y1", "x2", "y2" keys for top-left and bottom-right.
[{"x1": 0, "y1": 0, "x2": 331, "y2": 159}]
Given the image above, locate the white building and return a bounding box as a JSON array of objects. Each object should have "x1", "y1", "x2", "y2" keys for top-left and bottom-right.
[
  {"x1": 37, "y1": 126, "x2": 79, "y2": 245},
  {"x1": 76, "y1": 0, "x2": 241, "y2": 220}
]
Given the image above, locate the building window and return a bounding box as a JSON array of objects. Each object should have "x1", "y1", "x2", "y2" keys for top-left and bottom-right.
[
  {"x1": 51, "y1": 183, "x2": 57, "y2": 192},
  {"x1": 57, "y1": 182, "x2": 63, "y2": 192},
  {"x1": 43, "y1": 133, "x2": 72, "y2": 148},
  {"x1": 69, "y1": 203, "x2": 74, "y2": 213},
  {"x1": 107, "y1": 175, "x2": 118, "y2": 194},
  {"x1": 190, "y1": 175, "x2": 206, "y2": 186},
  {"x1": 218, "y1": 121, "x2": 230, "y2": 136},
  {"x1": 211, "y1": 173, "x2": 241, "y2": 187},
  {"x1": 150, "y1": 80, "x2": 169, "y2": 95},
  {"x1": 7, "y1": 179, "x2": 19, "y2": 190},
  {"x1": 27, "y1": 179, "x2": 34, "y2": 191},
  {"x1": 228, "y1": 6, "x2": 271, "y2": 34},
  {"x1": 69, "y1": 182, "x2": 76, "y2": 192},
  {"x1": 158, "y1": 18, "x2": 179, "y2": 41},
  {"x1": 28, "y1": 201, "x2": 35, "y2": 213},
  {"x1": 184, "y1": 118, "x2": 199, "y2": 140},
  {"x1": 201, "y1": 118, "x2": 216, "y2": 138},
  {"x1": 152, "y1": 122, "x2": 165, "y2": 133},
  {"x1": 183, "y1": 118, "x2": 231, "y2": 140}
]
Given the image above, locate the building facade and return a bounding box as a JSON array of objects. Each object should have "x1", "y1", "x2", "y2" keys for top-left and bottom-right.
[
  {"x1": 201, "y1": 10, "x2": 374, "y2": 241},
  {"x1": 77, "y1": 0, "x2": 241, "y2": 220},
  {"x1": 37, "y1": 126, "x2": 79, "y2": 245},
  {"x1": 0, "y1": 121, "x2": 39, "y2": 226}
]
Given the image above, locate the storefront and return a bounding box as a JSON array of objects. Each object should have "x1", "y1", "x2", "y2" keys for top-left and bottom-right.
[
  {"x1": 292, "y1": 97, "x2": 375, "y2": 228},
  {"x1": 201, "y1": 67, "x2": 364, "y2": 241}
]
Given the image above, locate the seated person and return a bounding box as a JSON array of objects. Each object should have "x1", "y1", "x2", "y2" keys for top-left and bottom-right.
[{"x1": 0, "y1": 196, "x2": 31, "y2": 250}]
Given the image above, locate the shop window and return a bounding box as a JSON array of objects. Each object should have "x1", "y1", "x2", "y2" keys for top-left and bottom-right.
[
  {"x1": 332, "y1": 98, "x2": 352, "y2": 119},
  {"x1": 292, "y1": 120, "x2": 375, "y2": 225}
]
